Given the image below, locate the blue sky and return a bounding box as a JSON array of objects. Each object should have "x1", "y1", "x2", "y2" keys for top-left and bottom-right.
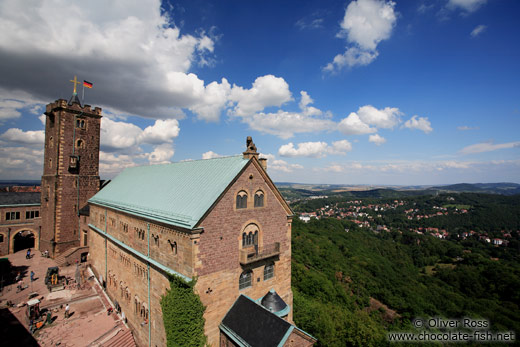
[{"x1": 0, "y1": 0, "x2": 518, "y2": 185}]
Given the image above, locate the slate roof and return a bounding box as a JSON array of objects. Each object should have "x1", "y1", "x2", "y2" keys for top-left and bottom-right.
[
  {"x1": 221, "y1": 295, "x2": 292, "y2": 347},
  {"x1": 89, "y1": 155, "x2": 249, "y2": 229},
  {"x1": 0, "y1": 192, "x2": 41, "y2": 206}
]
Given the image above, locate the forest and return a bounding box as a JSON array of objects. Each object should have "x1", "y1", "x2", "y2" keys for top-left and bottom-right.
[{"x1": 290, "y1": 193, "x2": 520, "y2": 346}]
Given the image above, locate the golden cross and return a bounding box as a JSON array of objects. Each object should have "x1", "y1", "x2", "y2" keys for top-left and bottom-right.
[{"x1": 69, "y1": 75, "x2": 81, "y2": 94}]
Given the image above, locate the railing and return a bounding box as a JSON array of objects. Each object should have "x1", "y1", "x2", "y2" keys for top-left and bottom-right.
[{"x1": 239, "y1": 242, "x2": 280, "y2": 264}]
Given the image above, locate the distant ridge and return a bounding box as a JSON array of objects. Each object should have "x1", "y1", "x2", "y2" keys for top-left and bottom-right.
[
  {"x1": 276, "y1": 182, "x2": 520, "y2": 198},
  {"x1": 430, "y1": 182, "x2": 520, "y2": 196},
  {"x1": 0, "y1": 180, "x2": 41, "y2": 187}
]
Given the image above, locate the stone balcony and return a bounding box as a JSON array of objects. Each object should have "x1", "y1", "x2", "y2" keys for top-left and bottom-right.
[{"x1": 239, "y1": 242, "x2": 280, "y2": 265}]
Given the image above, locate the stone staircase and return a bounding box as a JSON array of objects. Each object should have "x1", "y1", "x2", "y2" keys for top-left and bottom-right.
[
  {"x1": 55, "y1": 246, "x2": 89, "y2": 267},
  {"x1": 100, "y1": 328, "x2": 136, "y2": 347}
]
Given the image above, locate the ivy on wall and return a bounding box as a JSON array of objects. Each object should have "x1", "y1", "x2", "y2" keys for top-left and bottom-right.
[{"x1": 160, "y1": 276, "x2": 207, "y2": 347}]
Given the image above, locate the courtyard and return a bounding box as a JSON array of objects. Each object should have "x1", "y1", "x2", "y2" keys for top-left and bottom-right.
[{"x1": 0, "y1": 249, "x2": 135, "y2": 346}]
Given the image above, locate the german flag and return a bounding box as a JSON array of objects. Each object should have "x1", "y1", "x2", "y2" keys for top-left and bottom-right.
[{"x1": 83, "y1": 80, "x2": 93, "y2": 88}]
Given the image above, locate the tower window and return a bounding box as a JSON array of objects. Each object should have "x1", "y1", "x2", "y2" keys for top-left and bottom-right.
[
  {"x1": 76, "y1": 139, "x2": 85, "y2": 149},
  {"x1": 76, "y1": 119, "x2": 86, "y2": 129},
  {"x1": 239, "y1": 270, "x2": 252, "y2": 290},
  {"x1": 254, "y1": 190, "x2": 264, "y2": 207},
  {"x1": 236, "y1": 191, "x2": 247, "y2": 209}
]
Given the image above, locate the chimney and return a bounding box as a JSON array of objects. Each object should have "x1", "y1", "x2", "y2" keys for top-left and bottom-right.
[
  {"x1": 242, "y1": 136, "x2": 259, "y2": 160},
  {"x1": 259, "y1": 158, "x2": 267, "y2": 171}
]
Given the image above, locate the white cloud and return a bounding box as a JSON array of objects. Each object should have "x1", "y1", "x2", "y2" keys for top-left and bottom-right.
[
  {"x1": 100, "y1": 118, "x2": 142, "y2": 151},
  {"x1": 338, "y1": 0, "x2": 397, "y2": 51},
  {"x1": 295, "y1": 11, "x2": 325, "y2": 30},
  {"x1": 447, "y1": 0, "x2": 487, "y2": 13},
  {"x1": 229, "y1": 75, "x2": 292, "y2": 117},
  {"x1": 146, "y1": 143, "x2": 174, "y2": 164},
  {"x1": 457, "y1": 125, "x2": 479, "y2": 131},
  {"x1": 299, "y1": 91, "x2": 322, "y2": 117},
  {"x1": 369, "y1": 134, "x2": 386, "y2": 145},
  {"x1": 202, "y1": 151, "x2": 222, "y2": 159},
  {"x1": 259, "y1": 153, "x2": 303, "y2": 173},
  {"x1": 417, "y1": 4, "x2": 435, "y2": 14},
  {"x1": 97, "y1": 117, "x2": 180, "y2": 171},
  {"x1": 188, "y1": 79, "x2": 231, "y2": 122},
  {"x1": 325, "y1": 0, "x2": 397, "y2": 72},
  {"x1": 0, "y1": 146, "x2": 43, "y2": 179},
  {"x1": 278, "y1": 140, "x2": 352, "y2": 158},
  {"x1": 338, "y1": 113, "x2": 377, "y2": 135},
  {"x1": 0, "y1": 128, "x2": 44, "y2": 145},
  {"x1": 139, "y1": 119, "x2": 180, "y2": 144},
  {"x1": 403, "y1": 115, "x2": 433, "y2": 133},
  {"x1": 0, "y1": 88, "x2": 46, "y2": 121},
  {"x1": 100, "y1": 118, "x2": 180, "y2": 152},
  {"x1": 357, "y1": 105, "x2": 401, "y2": 128},
  {"x1": 245, "y1": 111, "x2": 334, "y2": 139},
  {"x1": 324, "y1": 47, "x2": 378, "y2": 71},
  {"x1": 99, "y1": 151, "x2": 138, "y2": 177},
  {"x1": 0, "y1": 0, "x2": 242, "y2": 121},
  {"x1": 459, "y1": 141, "x2": 520, "y2": 155},
  {"x1": 470, "y1": 25, "x2": 487, "y2": 37},
  {"x1": 242, "y1": 91, "x2": 333, "y2": 139},
  {"x1": 0, "y1": 100, "x2": 23, "y2": 120},
  {"x1": 279, "y1": 142, "x2": 329, "y2": 158},
  {"x1": 330, "y1": 140, "x2": 353, "y2": 154}
]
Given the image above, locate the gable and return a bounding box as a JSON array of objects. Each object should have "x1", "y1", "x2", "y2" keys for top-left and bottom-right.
[{"x1": 195, "y1": 157, "x2": 292, "y2": 228}]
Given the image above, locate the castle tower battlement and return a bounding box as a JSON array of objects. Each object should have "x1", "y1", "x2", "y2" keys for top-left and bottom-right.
[{"x1": 40, "y1": 97, "x2": 102, "y2": 258}]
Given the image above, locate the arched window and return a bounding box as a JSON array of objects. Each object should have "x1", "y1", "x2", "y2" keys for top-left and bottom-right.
[
  {"x1": 168, "y1": 240, "x2": 177, "y2": 254},
  {"x1": 0, "y1": 234, "x2": 4, "y2": 243},
  {"x1": 236, "y1": 191, "x2": 248, "y2": 209},
  {"x1": 264, "y1": 262, "x2": 275, "y2": 280},
  {"x1": 134, "y1": 297, "x2": 140, "y2": 314},
  {"x1": 242, "y1": 224, "x2": 259, "y2": 248},
  {"x1": 242, "y1": 230, "x2": 258, "y2": 248},
  {"x1": 254, "y1": 190, "x2": 264, "y2": 207},
  {"x1": 49, "y1": 136, "x2": 54, "y2": 148},
  {"x1": 76, "y1": 139, "x2": 85, "y2": 149},
  {"x1": 239, "y1": 270, "x2": 252, "y2": 290},
  {"x1": 76, "y1": 119, "x2": 86, "y2": 129}
]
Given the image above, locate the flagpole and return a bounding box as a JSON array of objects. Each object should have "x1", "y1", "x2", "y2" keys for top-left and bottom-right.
[{"x1": 82, "y1": 83, "x2": 85, "y2": 105}]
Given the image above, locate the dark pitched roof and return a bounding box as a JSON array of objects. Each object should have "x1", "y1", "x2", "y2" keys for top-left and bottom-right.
[
  {"x1": 0, "y1": 192, "x2": 40, "y2": 206},
  {"x1": 79, "y1": 204, "x2": 90, "y2": 216},
  {"x1": 221, "y1": 295, "x2": 292, "y2": 347},
  {"x1": 68, "y1": 93, "x2": 82, "y2": 106}
]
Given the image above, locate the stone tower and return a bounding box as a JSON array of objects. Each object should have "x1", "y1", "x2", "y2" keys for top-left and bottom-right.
[{"x1": 40, "y1": 96, "x2": 102, "y2": 258}]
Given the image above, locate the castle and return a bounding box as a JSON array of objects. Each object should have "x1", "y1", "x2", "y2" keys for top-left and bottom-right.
[{"x1": 1, "y1": 94, "x2": 315, "y2": 346}]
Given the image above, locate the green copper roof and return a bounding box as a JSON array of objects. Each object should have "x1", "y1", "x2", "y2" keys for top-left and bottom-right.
[{"x1": 89, "y1": 155, "x2": 249, "y2": 229}]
